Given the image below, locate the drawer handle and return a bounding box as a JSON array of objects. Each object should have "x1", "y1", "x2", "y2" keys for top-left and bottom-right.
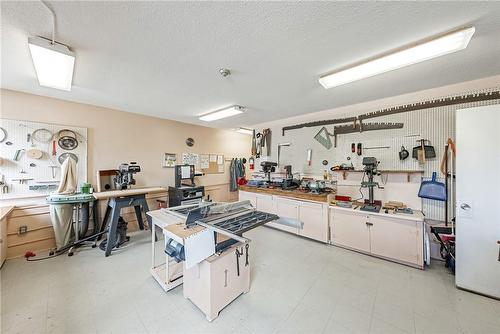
[
  {"x1": 224, "y1": 269, "x2": 228, "y2": 287},
  {"x1": 366, "y1": 222, "x2": 373, "y2": 226}
]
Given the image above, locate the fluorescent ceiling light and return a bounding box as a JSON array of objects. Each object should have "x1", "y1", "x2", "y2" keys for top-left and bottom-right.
[
  {"x1": 28, "y1": 36, "x2": 75, "y2": 91},
  {"x1": 319, "y1": 26, "x2": 475, "y2": 89},
  {"x1": 236, "y1": 127, "x2": 253, "y2": 135},
  {"x1": 199, "y1": 105, "x2": 244, "y2": 122}
]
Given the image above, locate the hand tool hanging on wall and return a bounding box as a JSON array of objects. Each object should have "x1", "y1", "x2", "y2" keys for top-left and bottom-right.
[
  {"x1": 277, "y1": 143, "x2": 290, "y2": 166},
  {"x1": 357, "y1": 143, "x2": 362, "y2": 156},
  {"x1": 31, "y1": 128, "x2": 53, "y2": 144},
  {"x1": 333, "y1": 122, "x2": 404, "y2": 147},
  {"x1": 0, "y1": 127, "x2": 7, "y2": 143},
  {"x1": 351, "y1": 143, "x2": 356, "y2": 153},
  {"x1": 282, "y1": 116, "x2": 357, "y2": 136},
  {"x1": 52, "y1": 140, "x2": 57, "y2": 156},
  {"x1": 262, "y1": 128, "x2": 271, "y2": 156},
  {"x1": 251, "y1": 129, "x2": 257, "y2": 156},
  {"x1": 306, "y1": 149, "x2": 312, "y2": 166},
  {"x1": 280, "y1": 91, "x2": 500, "y2": 136},
  {"x1": 399, "y1": 146, "x2": 409, "y2": 160},
  {"x1": 364, "y1": 146, "x2": 390, "y2": 150},
  {"x1": 314, "y1": 127, "x2": 333, "y2": 149},
  {"x1": 412, "y1": 139, "x2": 436, "y2": 160}
]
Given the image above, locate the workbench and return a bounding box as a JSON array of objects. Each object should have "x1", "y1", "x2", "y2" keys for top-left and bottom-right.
[
  {"x1": 239, "y1": 188, "x2": 329, "y2": 242},
  {"x1": 0, "y1": 206, "x2": 14, "y2": 267}
]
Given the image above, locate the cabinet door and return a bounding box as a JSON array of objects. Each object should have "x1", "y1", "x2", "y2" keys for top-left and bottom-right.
[
  {"x1": 255, "y1": 194, "x2": 274, "y2": 214},
  {"x1": 369, "y1": 216, "x2": 419, "y2": 265},
  {"x1": 238, "y1": 191, "x2": 256, "y2": 207},
  {"x1": 270, "y1": 197, "x2": 300, "y2": 234},
  {"x1": 299, "y1": 202, "x2": 327, "y2": 243},
  {"x1": 330, "y1": 209, "x2": 370, "y2": 253}
]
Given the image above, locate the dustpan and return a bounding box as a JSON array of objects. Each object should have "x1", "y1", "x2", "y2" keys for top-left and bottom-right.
[
  {"x1": 314, "y1": 127, "x2": 333, "y2": 149},
  {"x1": 418, "y1": 172, "x2": 447, "y2": 201}
]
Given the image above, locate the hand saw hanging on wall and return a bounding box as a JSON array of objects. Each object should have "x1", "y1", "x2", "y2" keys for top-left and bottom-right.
[{"x1": 333, "y1": 122, "x2": 404, "y2": 147}]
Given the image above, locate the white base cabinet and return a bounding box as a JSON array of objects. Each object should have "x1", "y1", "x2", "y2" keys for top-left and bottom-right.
[
  {"x1": 238, "y1": 191, "x2": 328, "y2": 243},
  {"x1": 330, "y1": 207, "x2": 424, "y2": 268}
]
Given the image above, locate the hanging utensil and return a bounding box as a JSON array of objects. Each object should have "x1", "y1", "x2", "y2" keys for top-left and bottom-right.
[
  {"x1": 58, "y1": 152, "x2": 78, "y2": 164},
  {"x1": 0, "y1": 127, "x2": 7, "y2": 143},
  {"x1": 58, "y1": 136, "x2": 78, "y2": 150},
  {"x1": 31, "y1": 128, "x2": 53, "y2": 143},
  {"x1": 399, "y1": 146, "x2": 409, "y2": 160},
  {"x1": 26, "y1": 148, "x2": 43, "y2": 159},
  {"x1": 52, "y1": 140, "x2": 57, "y2": 156},
  {"x1": 251, "y1": 129, "x2": 257, "y2": 156},
  {"x1": 306, "y1": 149, "x2": 312, "y2": 166},
  {"x1": 413, "y1": 139, "x2": 436, "y2": 160}
]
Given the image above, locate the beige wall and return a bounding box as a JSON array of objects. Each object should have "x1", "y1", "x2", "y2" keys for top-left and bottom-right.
[{"x1": 0, "y1": 89, "x2": 251, "y2": 189}]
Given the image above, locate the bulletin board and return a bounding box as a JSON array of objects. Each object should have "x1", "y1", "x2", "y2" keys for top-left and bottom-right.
[
  {"x1": 181, "y1": 153, "x2": 224, "y2": 174},
  {"x1": 0, "y1": 118, "x2": 88, "y2": 198}
]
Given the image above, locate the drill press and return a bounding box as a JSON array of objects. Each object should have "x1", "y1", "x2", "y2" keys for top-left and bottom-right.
[{"x1": 360, "y1": 157, "x2": 381, "y2": 213}]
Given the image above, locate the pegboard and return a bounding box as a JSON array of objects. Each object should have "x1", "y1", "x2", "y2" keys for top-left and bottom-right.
[{"x1": 0, "y1": 118, "x2": 87, "y2": 198}]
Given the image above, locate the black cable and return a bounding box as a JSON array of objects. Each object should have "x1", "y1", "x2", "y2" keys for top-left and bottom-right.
[{"x1": 26, "y1": 230, "x2": 107, "y2": 262}]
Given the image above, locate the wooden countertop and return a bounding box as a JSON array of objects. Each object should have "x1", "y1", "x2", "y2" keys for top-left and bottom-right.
[
  {"x1": 239, "y1": 185, "x2": 332, "y2": 203},
  {"x1": 0, "y1": 206, "x2": 15, "y2": 221},
  {"x1": 93, "y1": 186, "x2": 167, "y2": 200}
]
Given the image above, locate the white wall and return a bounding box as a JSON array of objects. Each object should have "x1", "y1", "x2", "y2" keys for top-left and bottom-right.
[{"x1": 252, "y1": 75, "x2": 500, "y2": 220}]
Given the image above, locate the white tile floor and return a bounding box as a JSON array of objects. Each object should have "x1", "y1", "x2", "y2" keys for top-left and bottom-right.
[{"x1": 1, "y1": 227, "x2": 499, "y2": 334}]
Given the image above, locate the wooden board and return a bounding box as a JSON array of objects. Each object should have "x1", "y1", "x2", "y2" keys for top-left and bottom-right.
[
  {"x1": 239, "y1": 185, "x2": 332, "y2": 203},
  {"x1": 92, "y1": 186, "x2": 166, "y2": 200}
]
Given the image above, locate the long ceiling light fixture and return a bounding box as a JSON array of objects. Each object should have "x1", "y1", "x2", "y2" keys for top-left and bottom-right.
[
  {"x1": 319, "y1": 26, "x2": 475, "y2": 89},
  {"x1": 236, "y1": 127, "x2": 253, "y2": 135},
  {"x1": 199, "y1": 105, "x2": 244, "y2": 122},
  {"x1": 28, "y1": 1, "x2": 75, "y2": 91}
]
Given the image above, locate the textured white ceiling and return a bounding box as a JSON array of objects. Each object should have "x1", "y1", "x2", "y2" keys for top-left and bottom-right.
[{"x1": 2, "y1": 1, "x2": 500, "y2": 128}]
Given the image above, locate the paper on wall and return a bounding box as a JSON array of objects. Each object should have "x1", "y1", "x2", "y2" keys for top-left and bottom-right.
[
  {"x1": 182, "y1": 153, "x2": 199, "y2": 166},
  {"x1": 184, "y1": 228, "x2": 215, "y2": 269},
  {"x1": 209, "y1": 155, "x2": 217, "y2": 162},
  {"x1": 217, "y1": 155, "x2": 223, "y2": 165},
  {"x1": 218, "y1": 164, "x2": 224, "y2": 173},
  {"x1": 200, "y1": 154, "x2": 209, "y2": 169}
]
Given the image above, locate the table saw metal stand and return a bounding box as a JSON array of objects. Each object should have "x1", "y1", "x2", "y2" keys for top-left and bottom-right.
[{"x1": 98, "y1": 193, "x2": 154, "y2": 257}]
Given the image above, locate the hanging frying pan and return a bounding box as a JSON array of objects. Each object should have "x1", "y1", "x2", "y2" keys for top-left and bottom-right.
[
  {"x1": 58, "y1": 152, "x2": 78, "y2": 164},
  {"x1": 58, "y1": 136, "x2": 78, "y2": 150},
  {"x1": 399, "y1": 146, "x2": 409, "y2": 160}
]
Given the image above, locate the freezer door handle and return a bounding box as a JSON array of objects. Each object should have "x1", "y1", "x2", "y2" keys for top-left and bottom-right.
[
  {"x1": 460, "y1": 203, "x2": 471, "y2": 210},
  {"x1": 497, "y1": 241, "x2": 500, "y2": 262}
]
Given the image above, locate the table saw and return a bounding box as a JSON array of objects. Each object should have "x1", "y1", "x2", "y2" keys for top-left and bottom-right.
[{"x1": 147, "y1": 200, "x2": 278, "y2": 321}]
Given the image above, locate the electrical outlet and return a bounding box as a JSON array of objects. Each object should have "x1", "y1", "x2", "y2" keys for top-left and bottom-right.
[{"x1": 18, "y1": 225, "x2": 28, "y2": 234}]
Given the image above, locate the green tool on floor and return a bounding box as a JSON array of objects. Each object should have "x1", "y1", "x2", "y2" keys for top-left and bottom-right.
[{"x1": 314, "y1": 127, "x2": 333, "y2": 149}]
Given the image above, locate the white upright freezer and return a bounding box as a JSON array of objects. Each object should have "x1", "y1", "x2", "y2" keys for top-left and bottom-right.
[{"x1": 455, "y1": 104, "x2": 500, "y2": 299}]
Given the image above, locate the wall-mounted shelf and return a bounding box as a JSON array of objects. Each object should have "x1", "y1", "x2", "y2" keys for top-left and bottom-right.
[{"x1": 333, "y1": 170, "x2": 424, "y2": 182}]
